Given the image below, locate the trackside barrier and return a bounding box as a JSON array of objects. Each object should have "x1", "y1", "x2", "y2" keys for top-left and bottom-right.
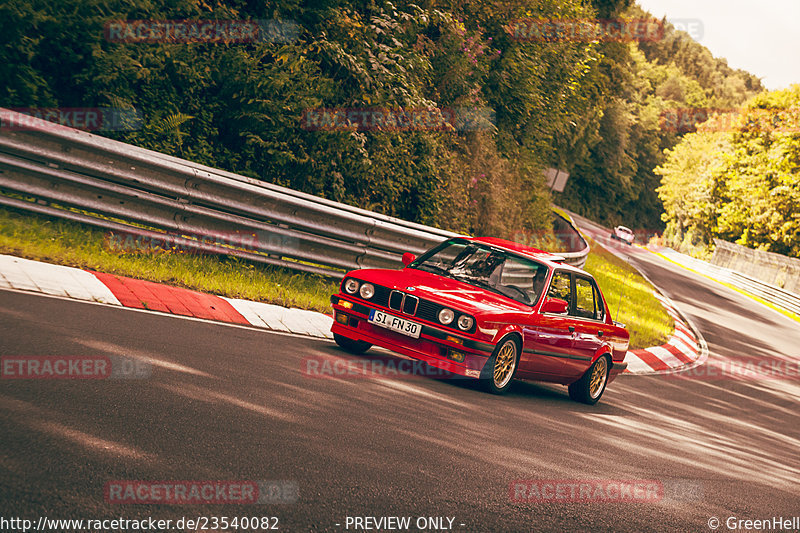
[
  {"x1": 711, "y1": 239, "x2": 800, "y2": 296},
  {"x1": 659, "y1": 247, "x2": 800, "y2": 317},
  {"x1": 0, "y1": 108, "x2": 589, "y2": 277},
  {"x1": 553, "y1": 211, "x2": 589, "y2": 269}
]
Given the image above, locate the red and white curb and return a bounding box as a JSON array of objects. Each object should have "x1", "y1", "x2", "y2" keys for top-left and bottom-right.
[
  {"x1": 624, "y1": 292, "x2": 708, "y2": 375},
  {"x1": 0, "y1": 254, "x2": 333, "y2": 339},
  {"x1": 0, "y1": 254, "x2": 706, "y2": 374},
  {"x1": 0, "y1": 254, "x2": 121, "y2": 305}
]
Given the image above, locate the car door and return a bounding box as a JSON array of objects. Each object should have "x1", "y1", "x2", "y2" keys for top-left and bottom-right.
[
  {"x1": 563, "y1": 275, "x2": 608, "y2": 379},
  {"x1": 518, "y1": 270, "x2": 573, "y2": 378}
]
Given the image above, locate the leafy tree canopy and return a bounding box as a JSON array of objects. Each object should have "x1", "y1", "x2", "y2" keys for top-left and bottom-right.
[
  {"x1": 656, "y1": 85, "x2": 800, "y2": 258},
  {"x1": 0, "y1": 0, "x2": 765, "y2": 244}
]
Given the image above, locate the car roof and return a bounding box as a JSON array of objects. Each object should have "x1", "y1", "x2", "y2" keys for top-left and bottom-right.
[{"x1": 463, "y1": 236, "x2": 584, "y2": 272}]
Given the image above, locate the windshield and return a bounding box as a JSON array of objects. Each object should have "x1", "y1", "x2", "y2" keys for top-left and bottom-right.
[{"x1": 409, "y1": 239, "x2": 549, "y2": 306}]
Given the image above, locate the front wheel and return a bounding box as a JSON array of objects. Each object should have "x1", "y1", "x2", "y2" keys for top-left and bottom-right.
[
  {"x1": 568, "y1": 356, "x2": 609, "y2": 405},
  {"x1": 481, "y1": 337, "x2": 519, "y2": 395},
  {"x1": 333, "y1": 333, "x2": 371, "y2": 354}
]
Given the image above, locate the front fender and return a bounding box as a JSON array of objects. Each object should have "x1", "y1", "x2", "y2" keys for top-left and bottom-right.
[{"x1": 492, "y1": 324, "x2": 524, "y2": 347}]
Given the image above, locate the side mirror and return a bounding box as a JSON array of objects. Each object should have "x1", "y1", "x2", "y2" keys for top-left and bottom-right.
[
  {"x1": 542, "y1": 297, "x2": 568, "y2": 314},
  {"x1": 401, "y1": 252, "x2": 416, "y2": 266}
]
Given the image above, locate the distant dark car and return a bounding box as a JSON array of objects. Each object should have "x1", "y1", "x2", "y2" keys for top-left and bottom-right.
[
  {"x1": 330, "y1": 237, "x2": 629, "y2": 404},
  {"x1": 611, "y1": 225, "x2": 635, "y2": 245}
]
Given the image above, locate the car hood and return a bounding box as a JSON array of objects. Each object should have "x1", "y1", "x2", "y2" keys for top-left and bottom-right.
[{"x1": 346, "y1": 268, "x2": 534, "y2": 315}]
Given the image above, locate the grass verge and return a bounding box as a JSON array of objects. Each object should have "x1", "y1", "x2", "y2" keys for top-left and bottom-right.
[
  {"x1": 583, "y1": 237, "x2": 673, "y2": 349},
  {"x1": 0, "y1": 206, "x2": 339, "y2": 313}
]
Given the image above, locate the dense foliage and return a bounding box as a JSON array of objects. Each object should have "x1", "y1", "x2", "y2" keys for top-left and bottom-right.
[
  {"x1": 656, "y1": 86, "x2": 800, "y2": 258},
  {"x1": 0, "y1": 0, "x2": 764, "y2": 240},
  {"x1": 553, "y1": 7, "x2": 763, "y2": 230}
]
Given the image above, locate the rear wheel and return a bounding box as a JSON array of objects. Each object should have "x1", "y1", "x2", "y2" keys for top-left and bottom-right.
[
  {"x1": 568, "y1": 356, "x2": 609, "y2": 405},
  {"x1": 481, "y1": 337, "x2": 519, "y2": 395},
  {"x1": 333, "y1": 333, "x2": 371, "y2": 355}
]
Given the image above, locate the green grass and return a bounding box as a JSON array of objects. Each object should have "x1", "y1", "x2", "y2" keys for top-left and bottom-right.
[
  {"x1": 583, "y1": 237, "x2": 673, "y2": 349},
  {"x1": 0, "y1": 206, "x2": 339, "y2": 313}
]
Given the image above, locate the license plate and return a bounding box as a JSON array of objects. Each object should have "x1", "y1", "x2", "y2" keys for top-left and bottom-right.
[{"x1": 368, "y1": 309, "x2": 421, "y2": 339}]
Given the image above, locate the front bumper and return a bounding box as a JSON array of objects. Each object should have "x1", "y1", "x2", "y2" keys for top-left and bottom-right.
[{"x1": 330, "y1": 295, "x2": 494, "y2": 379}]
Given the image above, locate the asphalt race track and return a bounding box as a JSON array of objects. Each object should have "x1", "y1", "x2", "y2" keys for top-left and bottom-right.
[{"x1": 2, "y1": 235, "x2": 800, "y2": 531}]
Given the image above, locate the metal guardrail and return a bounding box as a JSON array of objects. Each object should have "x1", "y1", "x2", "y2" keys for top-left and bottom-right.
[
  {"x1": 552, "y1": 211, "x2": 589, "y2": 269},
  {"x1": 0, "y1": 108, "x2": 589, "y2": 277},
  {"x1": 658, "y1": 248, "x2": 800, "y2": 317}
]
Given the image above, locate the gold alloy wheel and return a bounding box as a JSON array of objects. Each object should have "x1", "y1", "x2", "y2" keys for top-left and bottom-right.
[
  {"x1": 589, "y1": 357, "x2": 608, "y2": 399},
  {"x1": 493, "y1": 340, "x2": 517, "y2": 389}
]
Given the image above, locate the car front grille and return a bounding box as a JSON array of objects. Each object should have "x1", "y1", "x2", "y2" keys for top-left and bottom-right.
[
  {"x1": 415, "y1": 298, "x2": 440, "y2": 323},
  {"x1": 389, "y1": 290, "x2": 404, "y2": 310},
  {"x1": 402, "y1": 294, "x2": 419, "y2": 315},
  {"x1": 371, "y1": 284, "x2": 391, "y2": 307},
  {"x1": 343, "y1": 279, "x2": 475, "y2": 333},
  {"x1": 389, "y1": 290, "x2": 419, "y2": 315}
]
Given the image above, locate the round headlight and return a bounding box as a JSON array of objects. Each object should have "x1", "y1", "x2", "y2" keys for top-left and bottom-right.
[
  {"x1": 359, "y1": 283, "x2": 375, "y2": 299},
  {"x1": 344, "y1": 278, "x2": 359, "y2": 294},
  {"x1": 438, "y1": 308, "x2": 455, "y2": 325},
  {"x1": 457, "y1": 315, "x2": 474, "y2": 331}
]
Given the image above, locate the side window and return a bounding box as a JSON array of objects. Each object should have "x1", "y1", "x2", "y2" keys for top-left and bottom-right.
[
  {"x1": 594, "y1": 283, "x2": 606, "y2": 321},
  {"x1": 547, "y1": 271, "x2": 572, "y2": 303},
  {"x1": 574, "y1": 277, "x2": 598, "y2": 320}
]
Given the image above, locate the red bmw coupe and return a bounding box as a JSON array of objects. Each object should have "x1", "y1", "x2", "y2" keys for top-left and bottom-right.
[{"x1": 330, "y1": 237, "x2": 629, "y2": 404}]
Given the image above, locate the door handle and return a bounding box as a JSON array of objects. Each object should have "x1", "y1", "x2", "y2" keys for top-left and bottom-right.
[{"x1": 568, "y1": 326, "x2": 575, "y2": 333}]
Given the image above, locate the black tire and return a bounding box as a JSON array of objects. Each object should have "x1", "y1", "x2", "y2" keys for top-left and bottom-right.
[
  {"x1": 480, "y1": 336, "x2": 520, "y2": 395},
  {"x1": 568, "y1": 356, "x2": 610, "y2": 405},
  {"x1": 333, "y1": 333, "x2": 372, "y2": 354}
]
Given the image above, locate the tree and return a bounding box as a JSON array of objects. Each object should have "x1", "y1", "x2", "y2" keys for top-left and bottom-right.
[{"x1": 656, "y1": 85, "x2": 800, "y2": 258}]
